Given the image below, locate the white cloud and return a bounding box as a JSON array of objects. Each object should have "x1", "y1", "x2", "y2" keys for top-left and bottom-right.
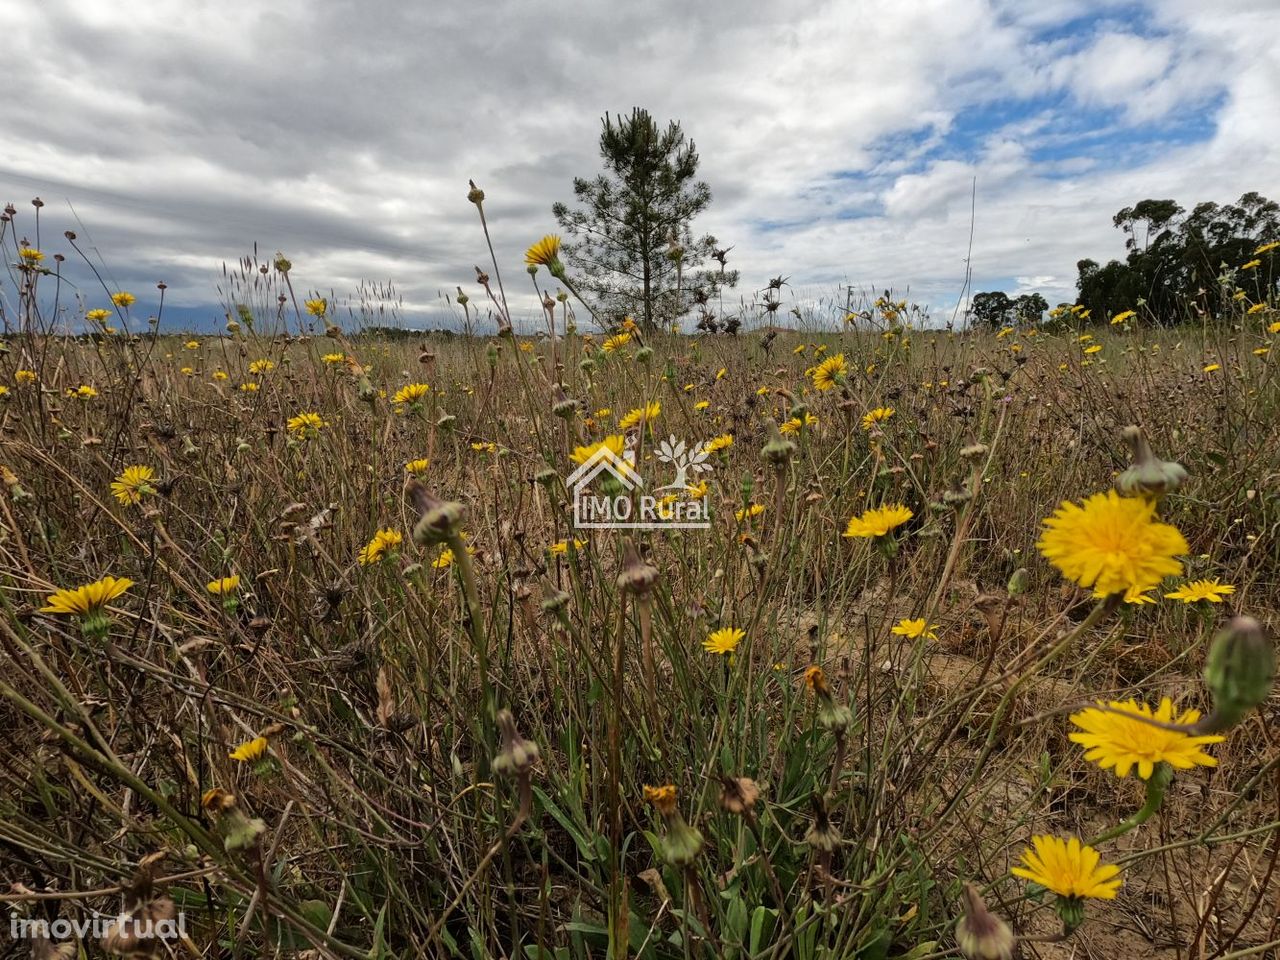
[{"x1": 0, "y1": 0, "x2": 1275, "y2": 329}]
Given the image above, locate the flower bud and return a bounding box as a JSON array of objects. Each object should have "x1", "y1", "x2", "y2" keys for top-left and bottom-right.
[
  {"x1": 617, "y1": 538, "x2": 659, "y2": 596},
  {"x1": 661, "y1": 818, "x2": 704, "y2": 866},
  {"x1": 492, "y1": 709, "x2": 539, "y2": 777},
  {"x1": 955, "y1": 884, "x2": 1015, "y2": 960},
  {"x1": 1007, "y1": 567, "x2": 1029, "y2": 597},
  {"x1": 1197, "y1": 616, "x2": 1274, "y2": 733},
  {"x1": 1116, "y1": 425, "x2": 1188, "y2": 499},
  {"x1": 407, "y1": 482, "x2": 466, "y2": 546},
  {"x1": 718, "y1": 777, "x2": 760, "y2": 816}
]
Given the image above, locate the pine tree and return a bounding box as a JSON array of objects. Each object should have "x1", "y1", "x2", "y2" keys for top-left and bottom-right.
[{"x1": 552, "y1": 108, "x2": 737, "y2": 333}]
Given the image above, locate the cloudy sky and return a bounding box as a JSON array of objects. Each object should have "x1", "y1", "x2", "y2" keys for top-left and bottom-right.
[{"x1": 3, "y1": 0, "x2": 1277, "y2": 331}]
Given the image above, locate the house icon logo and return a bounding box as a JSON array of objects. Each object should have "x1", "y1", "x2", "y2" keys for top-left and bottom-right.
[{"x1": 566, "y1": 436, "x2": 711, "y2": 530}]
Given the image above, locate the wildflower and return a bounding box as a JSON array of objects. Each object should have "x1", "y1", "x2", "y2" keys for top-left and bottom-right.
[
  {"x1": 569, "y1": 435, "x2": 633, "y2": 475},
  {"x1": 1012, "y1": 836, "x2": 1121, "y2": 900},
  {"x1": 694, "y1": 400, "x2": 710, "y2": 411},
  {"x1": 843, "y1": 503, "x2": 913, "y2": 539},
  {"x1": 1069, "y1": 697, "x2": 1223, "y2": 779},
  {"x1": 19, "y1": 247, "x2": 44, "y2": 263},
  {"x1": 40, "y1": 576, "x2": 134, "y2": 639},
  {"x1": 470, "y1": 441, "x2": 498, "y2": 454},
  {"x1": 1084, "y1": 344, "x2": 1103, "y2": 355},
  {"x1": 793, "y1": 343, "x2": 807, "y2": 354},
  {"x1": 239, "y1": 382, "x2": 259, "y2": 392},
  {"x1": 1254, "y1": 241, "x2": 1280, "y2": 255},
  {"x1": 601, "y1": 332, "x2": 631, "y2": 353},
  {"x1": 304, "y1": 298, "x2": 328, "y2": 317},
  {"x1": 686, "y1": 479, "x2": 709, "y2": 498},
  {"x1": 1203, "y1": 363, "x2": 1221, "y2": 373},
  {"x1": 1200, "y1": 616, "x2": 1274, "y2": 733},
  {"x1": 70, "y1": 385, "x2": 97, "y2": 399},
  {"x1": 955, "y1": 884, "x2": 1015, "y2": 960},
  {"x1": 1164, "y1": 578, "x2": 1236, "y2": 603},
  {"x1": 359, "y1": 529, "x2": 403, "y2": 566},
  {"x1": 184, "y1": 340, "x2": 200, "y2": 349},
  {"x1": 704, "y1": 433, "x2": 733, "y2": 454},
  {"x1": 0, "y1": 386, "x2": 7, "y2": 399},
  {"x1": 393, "y1": 382, "x2": 431, "y2": 407},
  {"x1": 1110, "y1": 310, "x2": 1135, "y2": 325},
  {"x1": 321, "y1": 352, "x2": 346, "y2": 364},
  {"x1": 86, "y1": 308, "x2": 112, "y2": 323},
  {"x1": 432, "y1": 547, "x2": 455, "y2": 569},
  {"x1": 996, "y1": 326, "x2": 1014, "y2": 339},
  {"x1": 110, "y1": 465, "x2": 156, "y2": 505},
  {"x1": 1036, "y1": 490, "x2": 1187, "y2": 597},
  {"x1": 549, "y1": 539, "x2": 586, "y2": 555},
  {"x1": 811, "y1": 353, "x2": 847, "y2": 391},
  {"x1": 617, "y1": 401, "x2": 661, "y2": 431},
  {"x1": 15, "y1": 370, "x2": 36, "y2": 384},
  {"x1": 229, "y1": 736, "x2": 269, "y2": 763},
  {"x1": 286, "y1": 412, "x2": 328, "y2": 439},
  {"x1": 735, "y1": 503, "x2": 764, "y2": 522},
  {"x1": 207, "y1": 575, "x2": 241, "y2": 595},
  {"x1": 780, "y1": 412, "x2": 818, "y2": 434},
  {"x1": 524, "y1": 235, "x2": 564, "y2": 276},
  {"x1": 248, "y1": 359, "x2": 275, "y2": 375},
  {"x1": 861, "y1": 406, "x2": 894, "y2": 430},
  {"x1": 716, "y1": 366, "x2": 727, "y2": 380},
  {"x1": 1241, "y1": 259, "x2": 1262, "y2": 270},
  {"x1": 212, "y1": 370, "x2": 229, "y2": 381},
  {"x1": 1270, "y1": 321, "x2": 1280, "y2": 334},
  {"x1": 891, "y1": 618, "x2": 937, "y2": 640},
  {"x1": 704, "y1": 626, "x2": 745, "y2": 655},
  {"x1": 1247, "y1": 303, "x2": 1266, "y2": 315},
  {"x1": 111, "y1": 291, "x2": 136, "y2": 307},
  {"x1": 405, "y1": 458, "x2": 430, "y2": 475},
  {"x1": 643, "y1": 784, "x2": 703, "y2": 865}
]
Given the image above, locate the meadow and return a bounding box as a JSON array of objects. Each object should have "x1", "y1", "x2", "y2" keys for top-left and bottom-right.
[{"x1": 1, "y1": 234, "x2": 1279, "y2": 959}]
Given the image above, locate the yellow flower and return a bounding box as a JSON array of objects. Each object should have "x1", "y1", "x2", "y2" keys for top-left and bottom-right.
[
  {"x1": 304, "y1": 298, "x2": 328, "y2": 317},
  {"x1": 1270, "y1": 321, "x2": 1280, "y2": 334},
  {"x1": 207, "y1": 575, "x2": 241, "y2": 595},
  {"x1": 0, "y1": 385, "x2": 8, "y2": 398},
  {"x1": 86, "y1": 308, "x2": 112, "y2": 323},
  {"x1": 180, "y1": 367, "x2": 194, "y2": 376},
  {"x1": 891, "y1": 618, "x2": 937, "y2": 640},
  {"x1": 1110, "y1": 310, "x2": 1135, "y2": 324},
  {"x1": 1012, "y1": 836, "x2": 1121, "y2": 900},
  {"x1": 40, "y1": 576, "x2": 134, "y2": 615},
  {"x1": 793, "y1": 344, "x2": 807, "y2": 354},
  {"x1": 704, "y1": 626, "x2": 745, "y2": 655},
  {"x1": 602, "y1": 332, "x2": 632, "y2": 353},
  {"x1": 643, "y1": 784, "x2": 678, "y2": 814},
  {"x1": 70, "y1": 385, "x2": 97, "y2": 399},
  {"x1": 549, "y1": 539, "x2": 587, "y2": 555},
  {"x1": 248, "y1": 359, "x2": 275, "y2": 374},
  {"x1": 1036, "y1": 490, "x2": 1187, "y2": 597},
  {"x1": 617, "y1": 401, "x2": 661, "y2": 431},
  {"x1": 780, "y1": 413, "x2": 818, "y2": 434},
  {"x1": 861, "y1": 406, "x2": 894, "y2": 430},
  {"x1": 287, "y1": 411, "x2": 328, "y2": 437},
  {"x1": 184, "y1": 340, "x2": 200, "y2": 349},
  {"x1": 1247, "y1": 303, "x2": 1266, "y2": 315},
  {"x1": 229, "y1": 736, "x2": 269, "y2": 763},
  {"x1": 110, "y1": 291, "x2": 136, "y2": 307},
  {"x1": 621, "y1": 317, "x2": 638, "y2": 332},
  {"x1": 1254, "y1": 241, "x2": 1279, "y2": 255},
  {"x1": 569, "y1": 435, "x2": 632, "y2": 475},
  {"x1": 432, "y1": 547, "x2": 455, "y2": 569},
  {"x1": 405, "y1": 458, "x2": 430, "y2": 475},
  {"x1": 1241, "y1": 259, "x2": 1262, "y2": 270},
  {"x1": 524, "y1": 235, "x2": 562, "y2": 269},
  {"x1": 394, "y1": 382, "x2": 431, "y2": 406},
  {"x1": 1084, "y1": 344, "x2": 1103, "y2": 355},
  {"x1": 470, "y1": 441, "x2": 498, "y2": 454},
  {"x1": 15, "y1": 369, "x2": 37, "y2": 384},
  {"x1": 843, "y1": 504, "x2": 913, "y2": 539},
  {"x1": 19, "y1": 247, "x2": 44, "y2": 263},
  {"x1": 213, "y1": 370, "x2": 229, "y2": 381},
  {"x1": 321, "y1": 352, "x2": 346, "y2": 364},
  {"x1": 1203, "y1": 363, "x2": 1221, "y2": 373},
  {"x1": 1164, "y1": 578, "x2": 1235, "y2": 603},
  {"x1": 359, "y1": 529, "x2": 403, "y2": 566},
  {"x1": 811, "y1": 353, "x2": 847, "y2": 391},
  {"x1": 694, "y1": 400, "x2": 711, "y2": 411},
  {"x1": 239, "y1": 382, "x2": 259, "y2": 392},
  {"x1": 1069, "y1": 697, "x2": 1224, "y2": 780},
  {"x1": 518, "y1": 341, "x2": 534, "y2": 353},
  {"x1": 111, "y1": 465, "x2": 156, "y2": 505},
  {"x1": 685, "y1": 479, "x2": 709, "y2": 499},
  {"x1": 704, "y1": 433, "x2": 733, "y2": 454},
  {"x1": 735, "y1": 503, "x2": 764, "y2": 522},
  {"x1": 716, "y1": 367, "x2": 727, "y2": 380}
]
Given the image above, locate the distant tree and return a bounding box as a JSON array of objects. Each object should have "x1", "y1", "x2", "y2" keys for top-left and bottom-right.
[
  {"x1": 1075, "y1": 192, "x2": 1280, "y2": 323},
  {"x1": 552, "y1": 108, "x2": 737, "y2": 333},
  {"x1": 970, "y1": 291, "x2": 1014, "y2": 328},
  {"x1": 1013, "y1": 292, "x2": 1048, "y2": 325}
]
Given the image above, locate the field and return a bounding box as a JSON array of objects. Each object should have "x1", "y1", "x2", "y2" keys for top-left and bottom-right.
[{"x1": 2, "y1": 275, "x2": 1279, "y2": 959}]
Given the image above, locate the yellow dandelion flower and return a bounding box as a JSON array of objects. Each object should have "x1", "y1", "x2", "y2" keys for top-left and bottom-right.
[
  {"x1": 704, "y1": 626, "x2": 745, "y2": 655},
  {"x1": 843, "y1": 504, "x2": 913, "y2": 539},
  {"x1": 1246, "y1": 303, "x2": 1266, "y2": 315},
  {"x1": 549, "y1": 539, "x2": 587, "y2": 555},
  {"x1": 359, "y1": 529, "x2": 403, "y2": 566},
  {"x1": 1241, "y1": 259, "x2": 1262, "y2": 270},
  {"x1": 393, "y1": 382, "x2": 431, "y2": 406},
  {"x1": 86, "y1": 308, "x2": 112, "y2": 323},
  {"x1": 861, "y1": 406, "x2": 894, "y2": 430},
  {"x1": 1164, "y1": 578, "x2": 1235, "y2": 603},
  {"x1": 602, "y1": 332, "x2": 632, "y2": 353},
  {"x1": 19, "y1": 247, "x2": 44, "y2": 263},
  {"x1": 15, "y1": 369, "x2": 37, "y2": 384},
  {"x1": 212, "y1": 370, "x2": 228, "y2": 381},
  {"x1": 1012, "y1": 836, "x2": 1121, "y2": 900},
  {"x1": 239, "y1": 382, "x2": 259, "y2": 392},
  {"x1": 432, "y1": 547, "x2": 455, "y2": 569},
  {"x1": 715, "y1": 367, "x2": 727, "y2": 380},
  {"x1": 321, "y1": 352, "x2": 346, "y2": 364},
  {"x1": 1084, "y1": 344, "x2": 1103, "y2": 355},
  {"x1": 1069, "y1": 697, "x2": 1224, "y2": 779},
  {"x1": 704, "y1": 433, "x2": 733, "y2": 454},
  {"x1": 470, "y1": 441, "x2": 498, "y2": 454},
  {"x1": 891, "y1": 618, "x2": 937, "y2": 640},
  {"x1": 40, "y1": 576, "x2": 134, "y2": 616},
  {"x1": 735, "y1": 503, "x2": 764, "y2": 522},
  {"x1": 686, "y1": 479, "x2": 709, "y2": 499},
  {"x1": 643, "y1": 783, "x2": 678, "y2": 814},
  {"x1": 110, "y1": 465, "x2": 156, "y2": 505},
  {"x1": 206, "y1": 575, "x2": 241, "y2": 595},
  {"x1": 811, "y1": 353, "x2": 847, "y2": 391},
  {"x1": 229, "y1": 736, "x2": 269, "y2": 763},
  {"x1": 110, "y1": 291, "x2": 136, "y2": 307},
  {"x1": 1036, "y1": 490, "x2": 1187, "y2": 597},
  {"x1": 1110, "y1": 310, "x2": 1135, "y2": 324},
  {"x1": 71, "y1": 385, "x2": 97, "y2": 399},
  {"x1": 780, "y1": 412, "x2": 819, "y2": 434},
  {"x1": 1254, "y1": 241, "x2": 1279, "y2": 255},
  {"x1": 1270, "y1": 321, "x2": 1280, "y2": 334},
  {"x1": 287, "y1": 411, "x2": 328, "y2": 437},
  {"x1": 569, "y1": 435, "x2": 633, "y2": 475},
  {"x1": 617, "y1": 401, "x2": 661, "y2": 431},
  {"x1": 694, "y1": 400, "x2": 710, "y2": 411},
  {"x1": 304, "y1": 298, "x2": 328, "y2": 317},
  {"x1": 248, "y1": 359, "x2": 275, "y2": 375},
  {"x1": 405, "y1": 458, "x2": 430, "y2": 475},
  {"x1": 524, "y1": 234, "x2": 562, "y2": 268}
]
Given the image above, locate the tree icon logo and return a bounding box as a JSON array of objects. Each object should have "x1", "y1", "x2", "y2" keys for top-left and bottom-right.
[{"x1": 653, "y1": 436, "x2": 712, "y2": 491}]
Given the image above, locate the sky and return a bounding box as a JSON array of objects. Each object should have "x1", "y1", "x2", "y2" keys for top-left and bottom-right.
[{"x1": 2, "y1": 0, "x2": 1277, "y2": 332}]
